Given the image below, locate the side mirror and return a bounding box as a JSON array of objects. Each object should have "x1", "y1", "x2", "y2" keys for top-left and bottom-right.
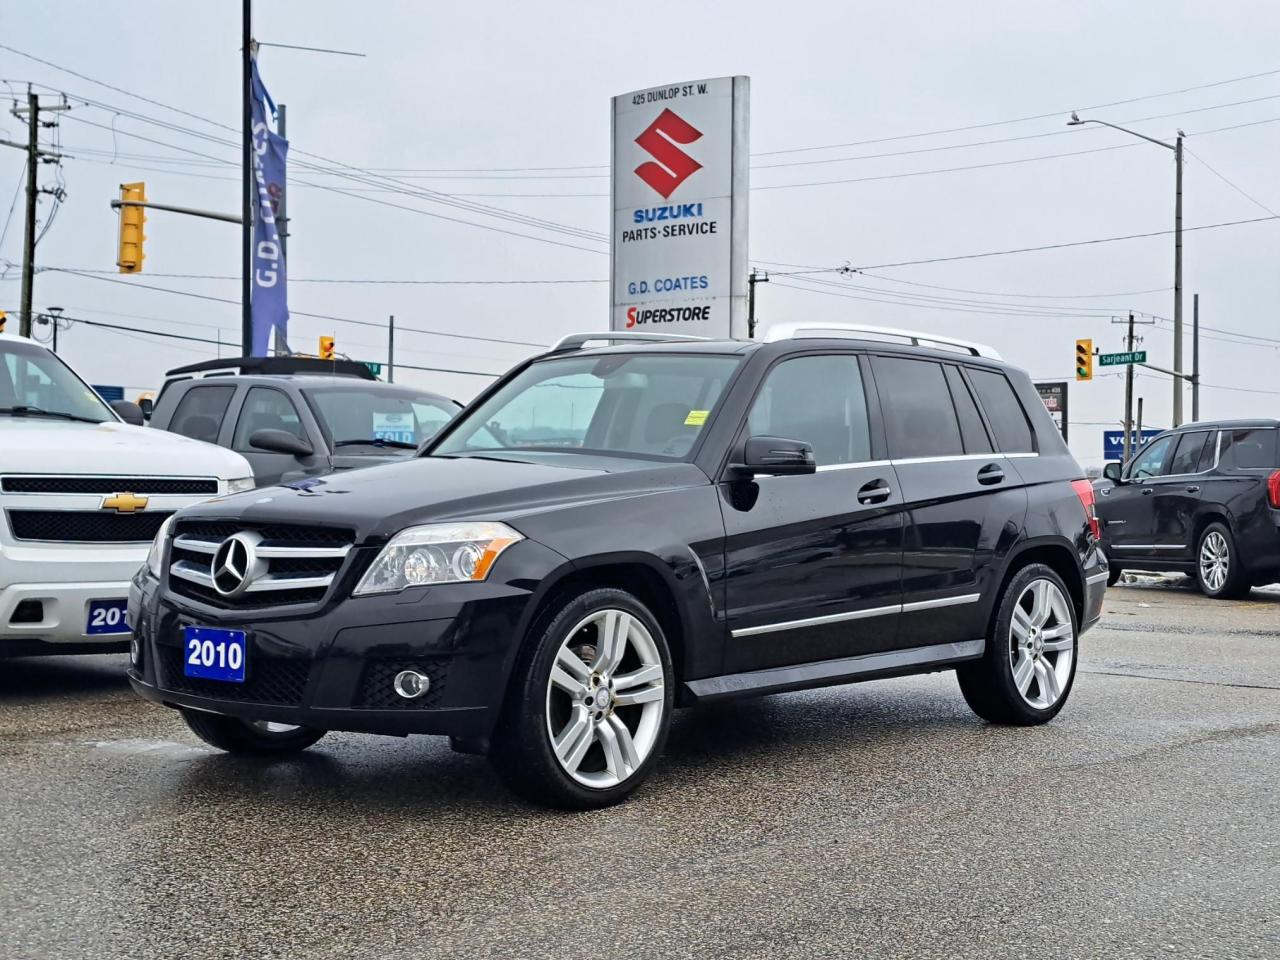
[
  {"x1": 1102, "y1": 461, "x2": 1124, "y2": 483},
  {"x1": 137, "y1": 397, "x2": 154, "y2": 421},
  {"x1": 111, "y1": 400, "x2": 145, "y2": 426},
  {"x1": 734, "y1": 436, "x2": 817, "y2": 477},
  {"x1": 249, "y1": 428, "x2": 314, "y2": 458}
]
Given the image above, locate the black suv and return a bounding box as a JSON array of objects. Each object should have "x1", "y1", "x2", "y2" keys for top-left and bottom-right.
[
  {"x1": 127, "y1": 326, "x2": 1107, "y2": 808},
  {"x1": 147, "y1": 356, "x2": 461, "y2": 486},
  {"x1": 1097, "y1": 419, "x2": 1280, "y2": 597}
]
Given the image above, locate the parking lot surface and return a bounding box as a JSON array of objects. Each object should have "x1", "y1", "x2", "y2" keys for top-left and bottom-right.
[{"x1": 2, "y1": 579, "x2": 1277, "y2": 960}]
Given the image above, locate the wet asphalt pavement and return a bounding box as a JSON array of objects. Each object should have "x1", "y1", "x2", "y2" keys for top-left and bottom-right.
[{"x1": 2, "y1": 579, "x2": 1278, "y2": 960}]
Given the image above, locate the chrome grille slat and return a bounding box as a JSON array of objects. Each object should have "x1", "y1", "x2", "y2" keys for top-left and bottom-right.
[
  {"x1": 173, "y1": 534, "x2": 350, "y2": 559},
  {"x1": 170, "y1": 559, "x2": 215, "y2": 587},
  {"x1": 245, "y1": 574, "x2": 336, "y2": 592}
]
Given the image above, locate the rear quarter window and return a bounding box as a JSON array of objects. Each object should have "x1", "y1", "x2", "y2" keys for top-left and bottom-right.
[{"x1": 1219, "y1": 428, "x2": 1279, "y2": 470}]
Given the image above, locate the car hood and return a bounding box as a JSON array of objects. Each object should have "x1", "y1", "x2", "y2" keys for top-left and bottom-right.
[
  {"x1": 0, "y1": 419, "x2": 253, "y2": 479},
  {"x1": 182, "y1": 454, "x2": 711, "y2": 542}
]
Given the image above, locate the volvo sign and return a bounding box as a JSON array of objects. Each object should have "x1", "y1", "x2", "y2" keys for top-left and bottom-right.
[{"x1": 611, "y1": 77, "x2": 750, "y2": 339}]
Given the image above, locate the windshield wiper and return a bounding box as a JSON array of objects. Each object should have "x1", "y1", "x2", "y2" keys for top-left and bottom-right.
[
  {"x1": 333, "y1": 437, "x2": 418, "y2": 450},
  {"x1": 0, "y1": 405, "x2": 103, "y2": 425}
]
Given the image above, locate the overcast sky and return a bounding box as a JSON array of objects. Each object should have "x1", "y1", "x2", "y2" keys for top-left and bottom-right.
[{"x1": 3, "y1": 0, "x2": 1278, "y2": 464}]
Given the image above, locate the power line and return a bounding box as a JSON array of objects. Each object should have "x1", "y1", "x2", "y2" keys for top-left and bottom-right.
[
  {"x1": 1184, "y1": 146, "x2": 1280, "y2": 218},
  {"x1": 39, "y1": 266, "x2": 607, "y2": 286}
]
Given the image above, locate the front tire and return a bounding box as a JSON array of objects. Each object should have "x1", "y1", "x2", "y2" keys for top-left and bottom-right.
[
  {"x1": 1195, "y1": 522, "x2": 1250, "y2": 599},
  {"x1": 180, "y1": 709, "x2": 326, "y2": 754},
  {"x1": 491, "y1": 587, "x2": 673, "y2": 809},
  {"x1": 958, "y1": 564, "x2": 1078, "y2": 725}
]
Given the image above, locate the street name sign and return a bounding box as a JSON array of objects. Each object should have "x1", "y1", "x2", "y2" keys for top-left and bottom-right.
[{"x1": 1098, "y1": 351, "x2": 1147, "y2": 367}]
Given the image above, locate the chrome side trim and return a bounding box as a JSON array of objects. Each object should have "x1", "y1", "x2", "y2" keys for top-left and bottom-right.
[
  {"x1": 901, "y1": 593, "x2": 982, "y2": 613},
  {"x1": 732, "y1": 593, "x2": 980, "y2": 638},
  {"x1": 732, "y1": 602, "x2": 900, "y2": 639},
  {"x1": 1085, "y1": 571, "x2": 1111, "y2": 584},
  {"x1": 685, "y1": 638, "x2": 986, "y2": 702},
  {"x1": 1110, "y1": 544, "x2": 1184, "y2": 551}
]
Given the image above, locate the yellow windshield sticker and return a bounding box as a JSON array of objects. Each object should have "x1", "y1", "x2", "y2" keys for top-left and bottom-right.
[{"x1": 685, "y1": 410, "x2": 709, "y2": 426}]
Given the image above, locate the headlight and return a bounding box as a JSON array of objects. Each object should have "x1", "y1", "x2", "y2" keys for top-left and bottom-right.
[
  {"x1": 353, "y1": 522, "x2": 523, "y2": 596},
  {"x1": 146, "y1": 515, "x2": 175, "y2": 577},
  {"x1": 225, "y1": 477, "x2": 255, "y2": 494}
]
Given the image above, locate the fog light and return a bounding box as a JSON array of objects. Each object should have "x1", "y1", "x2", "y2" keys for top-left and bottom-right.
[
  {"x1": 393, "y1": 669, "x2": 430, "y2": 700},
  {"x1": 129, "y1": 637, "x2": 141, "y2": 666}
]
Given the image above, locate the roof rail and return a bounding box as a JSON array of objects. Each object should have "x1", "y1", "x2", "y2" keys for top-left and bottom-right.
[
  {"x1": 550, "y1": 331, "x2": 710, "y2": 353},
  {"x1": 764, "y1": 322, "x2": 1002, "y2": 360},
  {"x1": 164, "y1": 355, "x2": 379, "y2": 381}
]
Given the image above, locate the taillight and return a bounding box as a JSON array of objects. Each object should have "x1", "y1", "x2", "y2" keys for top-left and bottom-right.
[
  {"x1": 1268, "y1": 470, "x2": 1280, "y2": 509},
  {"x1": 1071, "y1": 479, "x2": 1102, "y2": 540}
]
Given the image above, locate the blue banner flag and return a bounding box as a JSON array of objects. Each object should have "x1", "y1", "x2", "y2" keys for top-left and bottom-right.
[{"x1": 250, "y1": 57, "x2": 289, "y2": 356}]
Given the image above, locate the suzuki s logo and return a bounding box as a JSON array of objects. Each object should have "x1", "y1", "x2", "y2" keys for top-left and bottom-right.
[
  {"x1": 101, "y1": 492, "x2": 148, "y2": 513},
  {"x1": 634, "y1": 108, "x2": 703, "y2": 199}
]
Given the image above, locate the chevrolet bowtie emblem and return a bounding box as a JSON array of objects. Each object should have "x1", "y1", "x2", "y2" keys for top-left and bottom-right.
[{"x1": 101, "y1": 492, "x2": 149, "y2": 513}]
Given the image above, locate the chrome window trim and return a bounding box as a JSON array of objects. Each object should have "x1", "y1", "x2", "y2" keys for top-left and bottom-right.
[
  {"x1": 814, "y1": 460, "x2": 892, "y2": 473},
  {"x1": 731, "y1": 593, "x2": 981, "y2": 638}
]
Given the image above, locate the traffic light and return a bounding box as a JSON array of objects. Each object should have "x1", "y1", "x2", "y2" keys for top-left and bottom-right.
[
  {"x1": 1075, "y1": 338, "x2": 1093, "y2": 381},
  {"x1": 319, "y1": 336, "x2": 335, "y2": 360},
  {"x1": 117, "y1": 182, "x2": 147, "y2": 274}
]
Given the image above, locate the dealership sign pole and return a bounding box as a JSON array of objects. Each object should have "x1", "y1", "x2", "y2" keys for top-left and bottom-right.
[{"x1": 610, "y1": 77, "x2": 750, "y2": 339}]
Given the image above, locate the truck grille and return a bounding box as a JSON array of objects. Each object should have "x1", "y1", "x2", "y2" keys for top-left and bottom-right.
[
  {"x1": 156, "y1": 643, "x2": 311, "y2": 706},
  {"x1": 167, "y1": 521, "x2": 354, "y2": 609},
  {"x1": 6, "y1": 509, "x2": 174, "y2": 543},
  {"x1": 0, "y1": 476, "x2": 219, "y2": 495}
]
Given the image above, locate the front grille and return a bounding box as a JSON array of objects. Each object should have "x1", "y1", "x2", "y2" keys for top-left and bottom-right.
[
  {"x1": 167, "y1": 520, "x2": 354, "y2": 609},
  {"x1": 7, "y1": 510, "x2": 174, "y2": 543},
  {"x1": 156, "y1": 643, "x2": 311, "y2": 706},
  {"x1": 1, "y1": 476, "x2": 219, "y2": 495},
  {"x1": 355, "y1": 659, "x2": 448, "y2": 709}
]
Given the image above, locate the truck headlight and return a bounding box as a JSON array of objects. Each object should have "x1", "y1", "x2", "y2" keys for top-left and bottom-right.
[
  {"x1": 225, "y1": 477, "x2": 255, "y2": 494},
  {"x1": 146, "y1": 515, "x2": 175, "y2": 577},
  {"x1": 353, "y1": 522, "x2": 523, "y2": 595}
]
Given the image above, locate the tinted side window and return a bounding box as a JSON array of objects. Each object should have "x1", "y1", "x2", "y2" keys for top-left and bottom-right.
[
  {"x1": 1168, "y1": 431, "x2": 1211, "y2": 475},
  {"x1": 873, "y1": 357, "x2": 963, "y2": 459},
  {"x1": 1129, "y1": 435, "x2": 1175, "y2": 479},
  {"x1": 167, "y1": 385, "x2": 235, "y2": 443},
  {"x1": 233, "y1": 387, "x2": 305, "y2": 451},
  {"x1": 1196, "y1": 431, "x2": 1219, "y2": 472},
  {"x1": 1219, "y1": 428, "x2": 1279, "y2": 469},
  {"x1": 967, "y1": 369, "x2": 1035, "y2": 453},
  {"x1": 944, "y1": 366, "x2": 993, "y2": 454},
  {"x1": 747, "y1": 355, "x2": 870, "y2": 466}
]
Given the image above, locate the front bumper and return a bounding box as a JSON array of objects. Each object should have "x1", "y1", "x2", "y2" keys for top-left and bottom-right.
[
  {"x1": 127, "y1": 539, "x2": 566, "y2": 738},
  {"x1": 1, "y1": 576, "x2": 137, "y2": 656}
]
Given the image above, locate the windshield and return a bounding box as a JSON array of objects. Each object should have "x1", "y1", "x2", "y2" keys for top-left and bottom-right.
[
  {"x1": 0, "y1": 338, "x2": 116, "y2": 423},
  {"x1": 305, "y1": 386, "x2": 460, "y2": 448},
  {"x1": 434, "y1": 353, "x2": 740, "y2": 461}
]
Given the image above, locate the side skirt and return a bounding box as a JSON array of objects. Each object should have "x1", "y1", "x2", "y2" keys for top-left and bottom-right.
[{"x1": 682, "y1": 639, "x2": 985, "y2": 704}]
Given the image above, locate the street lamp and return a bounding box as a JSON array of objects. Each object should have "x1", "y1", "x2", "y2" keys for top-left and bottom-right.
[{"x1": 1067, "y1": 111, "x2": 1187, "y2": 426}]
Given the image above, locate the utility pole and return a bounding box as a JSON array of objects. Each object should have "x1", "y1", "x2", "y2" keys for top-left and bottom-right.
[
  {"x1": 1192, "y1": 293, "x2": 1200, "y2": 422},
  {"x1": 387, "y1": 315, "x2": 395, "y2": 383},
  {"x1": 1123, "y1": 312, "x2": 1135, "y2": 465},
  {"x1": 1136, "y1": 397, "x2": 1144, "y2": 441},
  {"x1": 747, "y1": 269, "x2": 769, "y2": 338},
  {"x1": 241, "y1": 0, "x2": 254, "y2": 355},
  {"x1": 1172, "y1": 133, "x2": 1184, "y2": 427},
  {"x1": 18, "y1": 91, "x2": 38, "y2": 337}
]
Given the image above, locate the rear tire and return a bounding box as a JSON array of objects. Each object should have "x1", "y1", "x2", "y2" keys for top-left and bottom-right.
[
  {"x1": 1195, "y1": 522, "x2": 1251, "y2": 599},
  {"x1": 180, "y1": 709, "x2": 325, "y2": 754},
  {"x1": 958, "y1": 564, "x2": 1078, "y2": 725},
  {"x1": 491, "y1": 587, "x2": 673, "y2": 809}
]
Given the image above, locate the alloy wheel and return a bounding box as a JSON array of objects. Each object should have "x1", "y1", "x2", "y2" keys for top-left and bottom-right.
[
  {"x1": 1200, "y1": 531, "x2": 1229, "y2": 593},
  {"x1": 1008, "y1": 579, "x2": 1075, "y2": 710},
  {"x1": 545, "y1": 608, "x2": 666, "y2": 789}
]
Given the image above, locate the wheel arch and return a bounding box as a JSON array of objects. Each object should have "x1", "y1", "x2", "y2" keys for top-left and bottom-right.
[{"x1": 989, "y1": 536, "x2": 1086, "y2": 631}]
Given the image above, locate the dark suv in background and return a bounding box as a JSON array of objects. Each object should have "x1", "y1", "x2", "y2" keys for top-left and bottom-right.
[
  {"x1": 1097, "y1": 419, "x2": 1280, "y2": 597},
  {"x1": 128, "y1": 325, "x2": 1106, "y2": 809},
  {"x1": 148, "y1": 356, "x2": 461, "y2": 486}
]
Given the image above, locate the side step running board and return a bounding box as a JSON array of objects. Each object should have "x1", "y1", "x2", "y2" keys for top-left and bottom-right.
[{"x1": 683, "y1": 639, "x2": 985, "y2": 703}]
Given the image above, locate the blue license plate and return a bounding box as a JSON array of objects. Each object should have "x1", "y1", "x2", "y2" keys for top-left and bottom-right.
[
  {"x1": 86, "y1": 599, "x2": 130, "y2": 636},
  {"x1": 183, "y1": 626, "x2": 247, "y2": 683}
]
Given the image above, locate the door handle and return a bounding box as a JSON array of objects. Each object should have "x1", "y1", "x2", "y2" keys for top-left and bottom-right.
[
  {"x1": 1185, "y1": 484, "x2": 1201, "y2": 493},
  {"x1": 976, "y1": 463, "x2": 1004, "y2": 485},
  {"x1": 1142, "y1": 487, "x2": 1154, "y2": 496},
  {"x1": 857, "y1": 479, "x2": 892, "y2": 504}
]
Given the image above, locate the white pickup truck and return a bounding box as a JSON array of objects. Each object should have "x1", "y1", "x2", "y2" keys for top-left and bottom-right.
[{"x1": 1, "y1": 330, "x2": 253, "y2": 656}]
